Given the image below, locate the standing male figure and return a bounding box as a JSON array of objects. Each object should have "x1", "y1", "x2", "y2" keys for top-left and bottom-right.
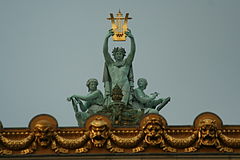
[{"x1": 103, "y1": 29, "x2": 136, "y2": 105}]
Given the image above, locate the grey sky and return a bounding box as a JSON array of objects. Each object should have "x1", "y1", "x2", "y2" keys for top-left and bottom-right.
[{"x1": 0, "y1": 0, "x2": 239, "y2": 127}]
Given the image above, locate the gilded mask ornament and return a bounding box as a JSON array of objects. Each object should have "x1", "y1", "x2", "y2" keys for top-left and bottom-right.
[
  {"x1": 198, "y1": 119, "x2": 218, "y2": 146},
  {"x1": 89, "y1": 117, "x2": 110, "y2": 148},
  {"x1": 143, "y1": 118, "x2": 164, "y2": 146},
  {"x1": 33, "y1": 120, "x2": 55, "y2": 147}
]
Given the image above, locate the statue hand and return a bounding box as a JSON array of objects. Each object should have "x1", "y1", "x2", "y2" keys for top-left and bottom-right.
[
  {"x1": 106, "y1": 29, "x2": 114, "y2": 38},
  {"x1": 150, "y1": 92, "x2": 158, "y2": 98},
  {"x1": 126, "y1": 29, "x2": 133, "y2": 38},
  {"x1": 71, "y1": 95, "x2": 79, "y2": 99},
  {"x1": 67, "y1": 97, "x2": 72, "y2": 101},
  {"x1": 67, "y1": 95, "x2": 77, "y2": 101}
]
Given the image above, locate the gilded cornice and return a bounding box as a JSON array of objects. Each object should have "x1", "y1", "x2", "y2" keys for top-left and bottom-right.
[{"x1": 1, "y1": 112, "x2": 240, "y2": 155}]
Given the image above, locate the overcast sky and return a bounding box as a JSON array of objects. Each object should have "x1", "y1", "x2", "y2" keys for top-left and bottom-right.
[{"x1": 0, "y1": 0, "x2": 240, "y2": 127}]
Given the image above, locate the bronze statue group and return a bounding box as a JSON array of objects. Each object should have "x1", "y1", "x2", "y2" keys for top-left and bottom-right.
[{"x1": 68, "y1": 29, "x2": 170, "y2": 126}]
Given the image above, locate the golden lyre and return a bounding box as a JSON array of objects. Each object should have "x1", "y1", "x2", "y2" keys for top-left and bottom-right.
[{"x1": 107, "y1": 10, "x2": 132, "y2": 41}]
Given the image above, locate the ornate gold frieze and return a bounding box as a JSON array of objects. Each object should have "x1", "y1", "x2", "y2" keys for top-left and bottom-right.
[{"x1": 1, "y1": 112, "x2": 240, "y2": 156}]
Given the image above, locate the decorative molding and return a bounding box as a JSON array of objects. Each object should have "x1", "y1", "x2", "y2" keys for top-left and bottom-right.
[{"x1": 1, "y1": 112, "x2": 240, "y2": 156}]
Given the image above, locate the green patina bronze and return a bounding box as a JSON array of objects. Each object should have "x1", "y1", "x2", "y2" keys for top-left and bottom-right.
[
  {"x1": 97, "y1": 84, "x2": 144, "y2": 126},
  {"x1": 67, "y1": 78, "x2": 104, "y2": 127},
  {"x1": 68, "y1": 28, "x2": 171, "y2": 127},
  {"x1": 103, "y1": 29, "x2": 135, "y2": 106},
  {"x1": 132, "y1": 78, "x2": 171, "y2": 113}
]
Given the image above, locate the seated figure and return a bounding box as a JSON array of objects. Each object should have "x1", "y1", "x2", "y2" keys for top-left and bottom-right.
[
  {"x1": 133, "y1": 78, "x2": 170, "y2": 114},
  {"x1": 67, "y1": 78, "x2": 104, "y2": 127}
]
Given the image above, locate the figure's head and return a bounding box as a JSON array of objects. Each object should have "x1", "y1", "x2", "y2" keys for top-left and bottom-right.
[
  {"x1": 112, "y1": 47, "x2": 126, "y2": 62},
  {"x1": 137, "y1": 78, "x2": 148, "y2": 89},
  {"x1": 86, "y1": 78, "x2": 98, "y2": 92}
]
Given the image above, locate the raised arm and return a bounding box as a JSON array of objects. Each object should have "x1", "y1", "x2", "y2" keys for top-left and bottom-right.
[
  {"x1": 103, "y1": 30, "x2": 114, "y2": 64},
  {"x1": 125, "y1": 29, "x2": 136, "y2": 65}
]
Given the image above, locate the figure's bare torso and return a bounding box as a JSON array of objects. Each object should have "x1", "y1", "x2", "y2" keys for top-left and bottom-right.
[
  {"x1": 108, "y1": 63, "x2": 130, "y2": 87},
  {"x1": 107, "y1": 61, "x2": 131, "y2": 104}
]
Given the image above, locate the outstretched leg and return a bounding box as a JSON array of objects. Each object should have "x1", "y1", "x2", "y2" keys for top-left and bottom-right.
[{"x1": 75, "y1": 112, "x2": 89, "y2": 127}]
